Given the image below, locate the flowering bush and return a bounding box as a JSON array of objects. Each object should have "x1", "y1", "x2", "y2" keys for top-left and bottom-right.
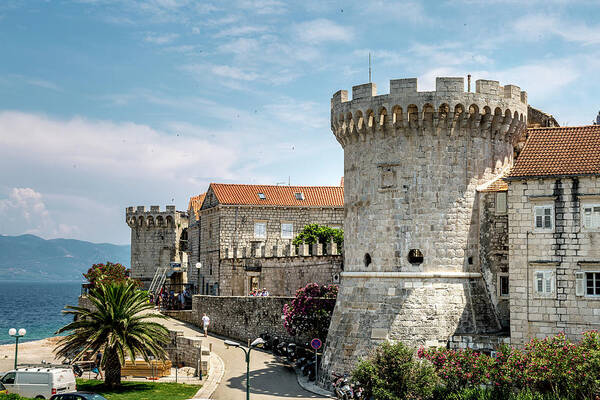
[
  {"x1": 83, "y1": 262, "x2": 139, "y2": 287},
  {"x1": 282, "y1": 283, "x2": 337, "y2": 340},
  {"x1": 352, "y1": 341, "x2": 439, "y2": 400},
  {"x1": 417, "y1": 331, "x2": 600, "y2": 399}
]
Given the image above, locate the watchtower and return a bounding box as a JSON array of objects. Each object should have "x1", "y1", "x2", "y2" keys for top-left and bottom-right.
[
  {"x1": 126, "y1": 205, "x2": 189, "y2": 289},
  {"x1": 322, "y1": 77, "x2": 527, "y2": 377}
]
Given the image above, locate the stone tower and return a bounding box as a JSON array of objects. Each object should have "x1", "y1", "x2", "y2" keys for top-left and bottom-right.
[
  {"x1": 321, "y1": 77, "x2": 528, "y2": 376},
  {"x1": 126, "y1": 205, "x2": 189, "y2": 289}
]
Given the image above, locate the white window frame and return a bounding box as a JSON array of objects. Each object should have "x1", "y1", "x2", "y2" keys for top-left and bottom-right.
[
  {"x1": 581, "y1": 203, "x2": 600, "y2": 232},
  {"x1": 497, "y1": 273, "x2": 509, "y2": 298},
  {"x1": 533, "y1": 204, "x2": 554, "y2": 232},
  {"x1": 496, "y1": 192, "x2": 507, "y2": 215},
  {"x1": 585, "y1": 272, "x2": 600, "y2": 297},
  {"x1": 533, "y1": 270, "x2": 555, "y2": 295},
  {"x1": 253, "y1": 221, "x2": 267, "y2": 239},
  {"x1": 281, "y1": 222, "x2": 294, "y2": 239}
]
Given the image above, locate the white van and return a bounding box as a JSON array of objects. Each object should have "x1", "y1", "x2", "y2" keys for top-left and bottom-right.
[{"x1": 0, "y1": 367, "x2": 77, "y2": 399}]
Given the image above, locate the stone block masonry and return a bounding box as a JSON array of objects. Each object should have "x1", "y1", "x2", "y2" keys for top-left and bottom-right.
[
  {"x1": 322, "y1": 76, "x2": 528, "y2": 379},
  {"x1": 165, "y1": 295, "x2": 296, "y2": 344}
]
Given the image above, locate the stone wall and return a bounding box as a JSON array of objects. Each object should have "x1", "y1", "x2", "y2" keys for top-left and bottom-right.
[
  {"x1": 126, "y1": 206, "x2": 189, "y2": 289},
  {"x1": 165, "y1": 295, "x2": 295, "y2": 343},
  {"x1": 167, "y1": 331, "x2": 209, "y2": 376},
  {"x1": 194, "y1": 200, "x2": 343, "y2": 295},
  {"x1": 508, "y1": 176, "x2": 600, "y2": 345},
  {"x1": 478, "y1": 191, "x2": 510, "y2": 329},
  {"x1": 218, "y1": 254, "x2": 342, "y2": 296},
  {"x1": 323, "y1": 76, "x2": 527, "y2": 378}
]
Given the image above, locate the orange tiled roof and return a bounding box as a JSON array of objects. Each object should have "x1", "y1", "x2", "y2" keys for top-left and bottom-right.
[
  {"x1": 188, "y1": 193, "x2": 206, "y2": 220},
  {"x1": 477, "y1": 172, "x2": 509, "y2": 192},
  {"x1": 209, "y1": 183, "x2": 344, "y2": 207},
  {"x1": 507, "y1": 125, "x2": 600, "y2": 179}
]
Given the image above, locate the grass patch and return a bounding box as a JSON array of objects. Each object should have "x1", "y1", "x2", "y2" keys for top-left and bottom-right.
[{"x1": 76, "y1": 379, "x2": 200, "y2": 400}]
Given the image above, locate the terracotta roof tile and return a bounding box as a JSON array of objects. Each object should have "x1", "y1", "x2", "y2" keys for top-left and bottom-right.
[
  {"x1": 477, "y1": 172, "x2": 509, "y2": 192},
  {"x1": 209, "y1": 183, "x2": 344, "y2": 207},
  {"x1": 507, "y1": 125, "x2": 600, "y2": 179},
  {"x1": 188, "y1": 193, "x2": 206, "y2": 220}
]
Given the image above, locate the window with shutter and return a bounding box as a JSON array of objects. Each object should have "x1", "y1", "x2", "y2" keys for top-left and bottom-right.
[
  {"x1": 534, "y1": 270, "x2": 554, "y2": 294},
  {"x1": 575, "y1": 272, "x2": 585, "y2": 297},
  {"x1": 534, "y1": 205, "x2": 554, "y2": 231},
  {"x1": 254, "y1": 222, "x2": 267, "y2": 239},
  {"x1": 582, "y1": 204, "x2": 600, "y2": 231},
  {"x1": 281, "y1": 223, "x2": 293, "y2": 239},
  {"x1": 496, "y1": 192, "x2": 507, "y2": 214},
  {"x1": 586, "y1": 272, "x2": 600, "y2": 296}
]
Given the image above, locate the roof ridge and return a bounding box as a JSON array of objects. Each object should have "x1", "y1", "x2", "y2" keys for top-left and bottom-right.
[
  {"x1": 209, "y1": 183, "x2": 343, "y2": 188},
  {"x1": 528, "y1": 125, "x2": 600, "y2": 130}
]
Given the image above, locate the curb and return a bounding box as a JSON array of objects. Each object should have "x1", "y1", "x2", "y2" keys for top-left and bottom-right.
[
  {"x1": 193, "y1": 351, "x2": 225, "y2": 399},
  {"x1": 294, "y1": 366, "x2": 334, "y2": 398}
]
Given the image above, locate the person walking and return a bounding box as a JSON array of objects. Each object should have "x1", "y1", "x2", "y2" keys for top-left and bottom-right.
[
  {"x1": 93, "y1": 351, "x2": 103, "y2": 380},
  {"x1": 202, "y1": 313, "x2": 210, "y2": 337}
]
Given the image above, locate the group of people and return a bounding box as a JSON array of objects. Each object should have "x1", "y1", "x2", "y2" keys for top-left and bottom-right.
[
  {"x1": 150, "y1": 287, "x2": 192, "y2": 310},
  {"x1": 249, "y1": 288, "x2": 270, "y2": 296}
]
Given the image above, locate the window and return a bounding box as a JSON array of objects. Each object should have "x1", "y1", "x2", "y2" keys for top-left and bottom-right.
[
  {"x1": 294, "y1": 192, "x2": 304, "y2": 200},
  {"x1": 496, "y1": 192, "x2": 507, "y2": 214},
  {"x1": 257, "y1": 192, "x2": 266, "y2": 200},
  {"x1": 281, "y1": 223, "x2": 293, "y2": 239},
  {"x1": 254, "y1": 222, "x2": 267, "y2": 239},
  {"x1": 586, "y1": 272, "x2": 600, "y2": 296},
  {"x1": 582, "y1": 204, "x2": 600, "y2": 231},
  {"x1": 534, "y1": 205, "x2": 554, "y2": 230},
  {"x1": 534, "y1": 270, "x2": 554, "y2": 294},
  {"x1": 498, "y1": 274, "x2": 509, "y2": 297},
  {"x1": 1, "y1": 372, "x2": 15, "y2": 384}
]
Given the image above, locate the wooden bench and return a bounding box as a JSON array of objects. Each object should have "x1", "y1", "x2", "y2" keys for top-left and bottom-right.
[{"x1": 121, "y1": 359, "x2": 172, "y2": 378}]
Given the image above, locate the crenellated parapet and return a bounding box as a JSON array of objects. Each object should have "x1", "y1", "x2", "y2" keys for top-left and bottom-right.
[
  {"x1": 220, "y1": 241, "x2": 341, "y2": 260},
  {"x1": 331, "y1": 77, "x2": 528, "y2": 146},
  {"x1": 125, "y1": 205, "x2": 186, "y2": 229}
]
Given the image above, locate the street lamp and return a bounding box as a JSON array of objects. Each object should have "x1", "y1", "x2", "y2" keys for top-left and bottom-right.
[
  {"x1": 224, "y1": 338, "x2": 265, "y2": 400},
  {"x1": 8, "y1": 328, "x2": 26, "y2": 370}
]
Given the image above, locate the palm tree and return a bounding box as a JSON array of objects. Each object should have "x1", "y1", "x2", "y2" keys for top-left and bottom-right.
[{"x1": 55, "y1": 280, "x2": 170, "y2": 387}]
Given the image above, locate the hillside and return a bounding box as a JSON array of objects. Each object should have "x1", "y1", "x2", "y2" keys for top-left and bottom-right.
[{"x1": 0, "y1": 234, "x2": 130, "y2": 282}]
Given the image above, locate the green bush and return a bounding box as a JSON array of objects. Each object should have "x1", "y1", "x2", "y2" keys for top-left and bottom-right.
[{"x1": 352, "y1": 341, "x2": 439, "y2": 400}]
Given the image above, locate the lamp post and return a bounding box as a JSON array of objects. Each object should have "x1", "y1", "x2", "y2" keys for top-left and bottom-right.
[
  {"x1": 8, "y1": 328, "x2": 26, "y2": 370},
  {"x1": 224, "y1": 338, "x2": 265, "y2": 400}
]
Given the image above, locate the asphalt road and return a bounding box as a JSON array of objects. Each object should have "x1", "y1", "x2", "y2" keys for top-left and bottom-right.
[{"x1": 159, "y1": 315, "x2": 328, "y2": 400}]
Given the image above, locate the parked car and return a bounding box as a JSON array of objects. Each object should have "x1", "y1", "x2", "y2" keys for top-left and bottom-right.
[
  {"x1": 0, "y1": 367, "x2": 77, "y2": 398},
  {"x1": 50, "y1": 392, "x2": 108, "y2": 400}
]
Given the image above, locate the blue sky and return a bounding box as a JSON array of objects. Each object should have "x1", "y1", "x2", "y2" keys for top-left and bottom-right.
[{"x1": 0, "y1": 0, "x2": 599, "y2": 245}]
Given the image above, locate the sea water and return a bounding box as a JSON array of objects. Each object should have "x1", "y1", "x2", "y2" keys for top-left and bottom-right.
[{"x1": 0, "y1": 281, "x2": 81, "y2": 345}]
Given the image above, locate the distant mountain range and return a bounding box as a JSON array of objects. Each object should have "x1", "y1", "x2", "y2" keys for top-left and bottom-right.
[{"x1": 0, "y1": 234, "x2": 130, "y2": 282}]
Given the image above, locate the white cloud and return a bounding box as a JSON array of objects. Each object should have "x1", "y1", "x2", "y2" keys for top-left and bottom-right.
[
  {"x1": 214, "y1": 25, "x2": 268, "y2": 38},
  {"x1": 235, "y1": 0, "x2": 286, "y2": 15},
  {"x1": 144, "y1": 32, "x2": 179, "y2": 44},
  {"x1": 210, "y1": 65, "x2": 259, "y2": 81},
  {"x1": 513, "y1": 14, "x2": 600, "y2": 45},
  {"x1": 217, "y1": 37, "x2": 260, "y2": 55},
  {"x1": 292, "y1": 19, "x2": 353, "y2": 44}
]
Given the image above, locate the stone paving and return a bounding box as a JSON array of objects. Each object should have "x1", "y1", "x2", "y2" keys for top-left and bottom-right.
[{"x1": 158, "y1": 314, "x2": 329, "y2": 400}]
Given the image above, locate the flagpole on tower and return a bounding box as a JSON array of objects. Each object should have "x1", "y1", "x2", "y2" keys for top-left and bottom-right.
[{"x1": 368, "y1": 52, "x2": 372, "y2": 83}]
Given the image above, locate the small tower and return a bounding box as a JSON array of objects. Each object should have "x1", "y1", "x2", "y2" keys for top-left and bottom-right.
[
  {"x1": 322, "y1": 77, "x2": 527, "y2": 378},
  {"x1": 125, "y1": 205, "x2": 189, "y2": 289}
]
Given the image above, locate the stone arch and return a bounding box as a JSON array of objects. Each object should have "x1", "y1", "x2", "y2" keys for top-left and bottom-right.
[
  {"x1": 147, "y1": 215, "x2": 154, "y2": 228},
  {"x1": 354, "y1": 110, "x2": 364, "y2": 132},
  {"x1": 166, "y1": 215, "x2": 174, "y2": 227},
  {"x1": 366, "y1": 109, "x2": 375, "y2": 130},
  {"x1": 454, "y1": 103, "x2": 465, "y2": 116},
  {"x1": 156, "y1": 215, "x2": 164, "y2": 227},
  {"x1": 513, "y1": 110, "x2": 519, "y2": 120},
  {"x1": 137, "y1": 216, "x2": 144, "y2": 227},
  {"x1": 407, "y1": 104, "x2": 418, "y2": 126},
  {"x1": 422, "y1": 103, "x2": 434, "y2": 126},
  {"x1": 392, "y1": 105, "x2": 403, "y2": 126},
  {"x1": 438, "y1": 103, "x2": 449, "y2": 122},
  {"x1": 378, "y1": 107, "x2": 387, "y2": 129}
]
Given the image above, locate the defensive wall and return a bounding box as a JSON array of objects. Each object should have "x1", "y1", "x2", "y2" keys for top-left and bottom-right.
[
  {"x1": 217, "y1": 241, "x2": 342, "y2": 296},
  {"x1": 164, "y1": 295, "x2": 296, "y2": 344},
  {"x1": 126, "y1": 205, "x2": 189, "y2": 289},
  {"x1": 322, "y1": 76, "x2": 528, "y2": 379}
]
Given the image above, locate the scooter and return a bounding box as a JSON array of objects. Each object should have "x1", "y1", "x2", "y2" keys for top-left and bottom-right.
[{"x1": 331, "y1": 373, "x2": 353, "y2": 400}]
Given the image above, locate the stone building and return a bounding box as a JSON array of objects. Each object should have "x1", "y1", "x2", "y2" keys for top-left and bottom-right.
[
  {"x1": 322, "y1": 76, "x2": 529, "y2": 377},
  {"x1": 126, "y1": 205, "x2": 189, "y2": 289},
  {"x1": 187, "y1": 183, "x2": 344, "y2": 295},
  {"x1": 505, "y1": 125, "x2": 600, "y2": 345}
]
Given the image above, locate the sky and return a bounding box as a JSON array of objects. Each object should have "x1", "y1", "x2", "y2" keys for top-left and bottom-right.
[{"x1": 0, "y1": 0, "x2": 599, "y2": 245}]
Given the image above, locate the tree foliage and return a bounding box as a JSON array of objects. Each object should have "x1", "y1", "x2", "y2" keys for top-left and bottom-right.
[
  {"x1": 292, "y1": 224, "x2": 343, "y2": 249},
  {"x1": 55, "y1": 280, "x2": 170, "y2": 387},
  {"x1": 282, "y1": 283, "x2": 338, "y2": 340},
  {"x1": 83, "y1": 262, "x2": 139, "y2": 287}
]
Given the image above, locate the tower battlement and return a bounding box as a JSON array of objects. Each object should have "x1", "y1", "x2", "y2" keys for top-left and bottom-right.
[
  {"x1": 125, "y1": 205, "x2": 185, "y2": 229},
  {"x1": 331, "y1": 76, "x2": 527, "y2": 145}
]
